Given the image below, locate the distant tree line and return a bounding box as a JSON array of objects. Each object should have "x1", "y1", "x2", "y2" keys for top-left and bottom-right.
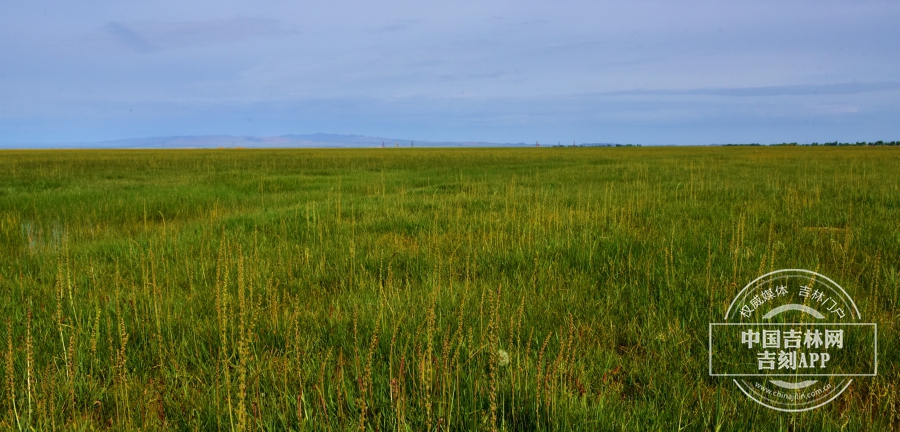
[
  {"x1": 553, "y1": 142, "x2": 897, "y2": 147},
  {"x1": 778, "y1": 141, "x2": 899, "y2": 146},
  {"x1": 556, "y1": 143, "x2": 642, "y2": 147},
  {"x1": 723, "y1": 141, "x2": 899, "y2": 147}
]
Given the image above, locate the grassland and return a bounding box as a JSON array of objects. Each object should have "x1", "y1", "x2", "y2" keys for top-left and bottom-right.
[{"x1": 0, "y1": 147, "x2": 897, "y2": 430}]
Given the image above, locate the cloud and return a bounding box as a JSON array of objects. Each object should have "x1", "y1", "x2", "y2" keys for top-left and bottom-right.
[
  {"x1": 104, "y1": 22, "x2": 158, "y2": 53},
  {"x1": 369, "y1": 19, "x2": 419, "y2": 33},
  {"x1": 103, "y1": 17, "x2": 299, "y2": 53},
  {"x1": 605, "y1": 81, "x2": 900, "y2": 98}
]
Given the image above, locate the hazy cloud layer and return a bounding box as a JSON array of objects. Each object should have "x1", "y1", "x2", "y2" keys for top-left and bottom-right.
[
  {"x1": 103, "y1": 18, "x2": 299, "y2": 53},
  {"x1": 104, "y1": 22, "x2": 158, "y2": 53},
  {"x1": 1, "y1": 1, "x2": 898, "y2": 145},
  {"x1": 607, "y1": 82, "x2": 900, "y2": 98}
]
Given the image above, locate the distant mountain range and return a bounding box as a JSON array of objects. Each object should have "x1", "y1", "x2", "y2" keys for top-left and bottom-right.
[{"x1": 7, "y1": 134, "x2": 560, "y2": 149}]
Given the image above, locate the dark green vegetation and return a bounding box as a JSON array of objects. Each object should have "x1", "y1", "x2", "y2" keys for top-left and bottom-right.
[{"x1": 0, "y1": 147, "x2": 897, "y2": 430}]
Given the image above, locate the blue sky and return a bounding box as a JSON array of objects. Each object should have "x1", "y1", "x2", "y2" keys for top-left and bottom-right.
[{"x1": 1, "y1": 0, "x2": 898, "y2": 145}]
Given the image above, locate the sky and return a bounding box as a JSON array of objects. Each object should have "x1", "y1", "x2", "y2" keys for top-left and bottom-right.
[{"x1": 1, "y1": 1, "x2": 899, "y2": 145}]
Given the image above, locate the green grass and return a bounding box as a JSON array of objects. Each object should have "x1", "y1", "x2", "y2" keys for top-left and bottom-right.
[{"x1": 0, "y1": 147, "x2": 897, "y2": 430}]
